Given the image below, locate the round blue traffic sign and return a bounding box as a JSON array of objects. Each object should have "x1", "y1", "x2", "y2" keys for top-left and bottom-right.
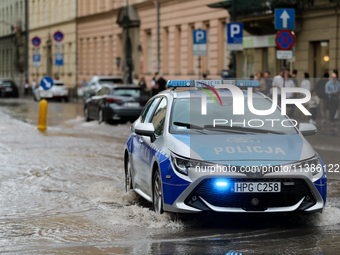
[
  {"x1": 53, "y1": 31, "x2": 64, "y2": 42},
  {"x1": 275, "y1": 30, "x2": 295, "y2": 50},
  {"x1": 40, "y1": 77, "x2": 54, "y2": 90},
  {"x1": 32, "y1": 36, "x2": 41, "y2": 47}
]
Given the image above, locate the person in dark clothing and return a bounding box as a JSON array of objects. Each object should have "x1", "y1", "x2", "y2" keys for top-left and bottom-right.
[
  {"x1": 139, "y1": 76, "x2": 147, "y2": 90},
  {"x1": 264, "y1": 71, "x2": 272, "y2": 96},
  {"x1": 315, "y1": 72, "x2": 329, "y2": 124},
  {"x1": 156, "y1": 76, "x2": 167, "y2": 92}
]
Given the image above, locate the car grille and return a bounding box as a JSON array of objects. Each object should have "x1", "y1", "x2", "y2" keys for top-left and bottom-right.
[{"x1": 186, "y1": 178, "x2": 315, "y2": 211}]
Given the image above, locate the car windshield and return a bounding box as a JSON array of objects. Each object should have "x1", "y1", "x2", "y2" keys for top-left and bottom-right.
[
  {"x1": 112, "y1": 88, "x2": 148, "y2": 97},
  {"x1": 1, "y1": 82, "x2": 11, "y2": 87},
  {"x1": 98, "y1": 78, "x2": 123, "y2": 84},
  {"x1": 170, "y1": 96, "x2": 298, "y2": 135}
]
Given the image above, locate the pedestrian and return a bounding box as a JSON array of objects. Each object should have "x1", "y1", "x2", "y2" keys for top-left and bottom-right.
[
  {"x1": 202, "y1": 73, "x2": 209, "y2": 80},
  {"x1": 264, "y1": 71, "x2": 272, "y2": 95},
  {"x1": 284, "y1": 72, "x2": 296, "y2": 118},
  {"x1": 291, "y1": 70, "x2": 298, "y2": 87},
  {"x1": 254, "y1": 72, "x2": 266, "y2": 94},
  {"x1": 308, "y1": 89, "x2": 320, "y2": 125},
  {"x1": 156, "y1": 74, "x2": 167, "y2": 92},
  {"x1": 24, "y1": 79, "x2": 29, "y2": 96},
  {"x1": 272, "y1": 69, "x2": 284, "y2": 104},
  {"x1": 300, "y1": 72, "x2": 311, "y2": 91},
  {"x1": 139, "y1": 76, "x2": 147, "y2": 90},
  {"x1": 333, "y1": 70, "x2": 339, "y2": 121},
  {"x1": 249, "y1": 74, "x2": 254, "y2": 80},
  {"x1": 325, "y1": 72, "x2": 340, "y2": 129},
  {"x1": 31, "y1": 79, "x2": 37, "y2": 94},
  {"x1": 151, "y1": 72, "x2": 159, "y2": 96},
  {"x1": 133, "y1": 74, "x2": 139, "y2": 86},
  {"x1": 315, "y1": 73, "x2": 329, "y2": 124}
]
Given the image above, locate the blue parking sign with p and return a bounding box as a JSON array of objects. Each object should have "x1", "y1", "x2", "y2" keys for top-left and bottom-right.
[
  {"x1": 227, "y1": 23, "x2": 243, "y2": 44},
  {"x1": 193, "y1": 30, "x2": 207, "y2": 44}
]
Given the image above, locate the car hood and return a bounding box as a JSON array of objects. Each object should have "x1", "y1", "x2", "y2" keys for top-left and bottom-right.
[{"x1": 168, "y1": 133, "x2": 315, "y2": 165}]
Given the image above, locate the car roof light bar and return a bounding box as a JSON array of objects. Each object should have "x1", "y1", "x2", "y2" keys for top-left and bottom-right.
[{"x1": 167, "y1": 80, "x2": 260, "y2": 88}]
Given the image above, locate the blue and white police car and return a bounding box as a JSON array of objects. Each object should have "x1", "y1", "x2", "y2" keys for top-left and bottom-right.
[{"x1": 124, "y1": 80, "x2": 327, "y2": 214}]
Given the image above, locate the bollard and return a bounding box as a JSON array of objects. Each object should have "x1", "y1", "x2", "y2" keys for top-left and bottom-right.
[{"x1": 37, "y1": 99, "x2": 48, "y2": 131}]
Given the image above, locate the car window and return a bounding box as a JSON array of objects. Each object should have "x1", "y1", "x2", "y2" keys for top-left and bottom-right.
[
  {"x1": 87, "y1": 77, "x2": 96, "y2": 87},
  {"x1": 98, "y1": 78, "x2": 124, "y2": 84},
  {"x1": 101, "y1": 87, "x2": 110, "y2": 95},
  {"x1": 141, "y1": 97, "x2": 161, "y2": 123},
  {"x1": 112, "y1": 88, "x2": 149, "y2": 97},
  {"x1": 1, "y1": 82, "x2": 11, "y2": 87},
  {"x1": 95, "y1": 88, "x2": 102, "y2": 96},
  {"x1": 150, "y1": 97, "x2": 167, "y2": 136}
]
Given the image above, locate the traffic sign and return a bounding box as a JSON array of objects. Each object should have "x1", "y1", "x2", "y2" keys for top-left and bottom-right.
[
  {"x1": 275, "y1": 30, "x2": 295, "y2": 50},
  {"x1": 275, "y1": 9, "x2": 295, "y2": 30},
  {"x1": 276, "y1": 50, "x2": 293, "y2": 59},
  {"x1": 193, "y1": 30, "x2": 207, "y2": 56},
  {"x1": 55, "y1": 53, "x2": 64, "y2": 66},
  {"x1": 227, "y1": 22, "x2": 243, "y2": 51},
  {"x1": 33, "y1": 54, "x2": 41, "y2": 68},
  {"x1": 53, "y1": 30, "x2": 64, "y2": 42},
  {"x1": 32, "y1": 36, "x2": 41, "y2": 47},
  {"x1": 40, "y1": 77, "x2": 54, "y2": 90}
]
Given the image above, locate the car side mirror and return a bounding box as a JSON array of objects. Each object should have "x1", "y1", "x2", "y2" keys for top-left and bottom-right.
[
  {"x1": 299, "y1": 123, "x2": 317, "y2": 136},
  {"x1": 135, "y1": 122, "x2": 156, "y2": 142}
]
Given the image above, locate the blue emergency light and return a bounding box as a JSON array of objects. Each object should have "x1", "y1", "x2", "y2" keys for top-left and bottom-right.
[{"x1": 167, "y1": 80, "x2": 260, "y2": 88}]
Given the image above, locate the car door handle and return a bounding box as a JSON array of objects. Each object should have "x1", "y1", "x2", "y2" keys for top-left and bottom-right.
[{"x1": 139, "y1": 138, "x2": 143, "y2": 144}]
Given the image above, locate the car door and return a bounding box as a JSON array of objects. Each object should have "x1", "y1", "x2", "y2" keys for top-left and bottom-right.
[
  {"x1": 138, "y1": 97, "x2": 168, "y2": 197},
  {"x1": 88, "y1": 88, "x2": 102, "y2": 117},
  {"x1": 131, "y1": 97, "x2": 161, "y2": 192}
]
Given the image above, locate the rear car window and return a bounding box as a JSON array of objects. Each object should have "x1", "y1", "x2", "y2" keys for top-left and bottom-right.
[
  {"x1": 98, "y1": 78, "x2": 124, "y2": 84},
  {"x1": 1, "y1": 82, "x2": 11, "y2": 87},
  {"x1": 112, "y1": 88, "x2": 148, "y2": 97}
]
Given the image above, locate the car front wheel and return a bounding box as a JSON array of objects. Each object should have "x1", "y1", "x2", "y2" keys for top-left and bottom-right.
[
  {"x1": 153, "y1": 170, "x2": 164, "y2": 214},
  {"x1": 84, "y1": 106, "x2": 91, "y2": 122},
  {"x1": 125, "y1": 155, "x2": 133, "y2": 192}
]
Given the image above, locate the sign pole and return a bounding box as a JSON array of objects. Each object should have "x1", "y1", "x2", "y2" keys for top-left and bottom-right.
[{"x1": 198, "y1": 56, "x2": 201, "y2": 79}]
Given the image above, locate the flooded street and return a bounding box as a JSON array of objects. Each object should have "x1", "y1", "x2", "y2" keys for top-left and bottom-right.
[{"x1": 1, "y1": 98, "x2": 340, "y2": 254}]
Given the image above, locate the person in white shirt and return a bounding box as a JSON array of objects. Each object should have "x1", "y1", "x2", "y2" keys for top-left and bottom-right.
[
  {"x1": 300, "y1": 73, "x2": 311, "y2": 91},
  {"x1": 308, "y1": 89, "x2": 320, "y2": 125},
  {"x1": 272, "y1": 69, "x2": 284, "y2": 103},
  {"x1": 31, "y1": 79, "x2": 37, "y2": 91}
]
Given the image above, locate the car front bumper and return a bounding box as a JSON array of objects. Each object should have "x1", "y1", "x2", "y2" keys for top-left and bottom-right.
[{"x1": 163, "y1": 175, "x2": 325, "y2": 214}]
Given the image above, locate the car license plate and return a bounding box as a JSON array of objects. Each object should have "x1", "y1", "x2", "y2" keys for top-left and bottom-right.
[
  {"x1": 234, "y1": 182, "x2": 281, "y2": 193},
  {"x1": 124, "y1": 102, "x2": 140, "y2": 107},
  {"x1": 5, "y1": 88, "x2": 12, "y2": 91},
  {"x1": 40, "y1": 90, "x2": 53, "y2": 98}
]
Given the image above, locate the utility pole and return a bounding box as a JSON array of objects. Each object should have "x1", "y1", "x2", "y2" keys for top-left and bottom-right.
[
  {"x1": 125, "y1": 0, "x2": 132, "y2": 84},
  {"x1": 156, "y1": 0, "x2": 160, "y2": 73}
]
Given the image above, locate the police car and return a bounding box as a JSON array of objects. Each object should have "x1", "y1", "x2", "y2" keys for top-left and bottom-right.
[{"x1": 124, "y1": 80, "x2": 327, "y2": 214}]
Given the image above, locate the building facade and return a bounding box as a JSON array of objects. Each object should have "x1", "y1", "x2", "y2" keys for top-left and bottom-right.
[
  {"x1": 28, "y1": 0, "x2": 77, "y2": 88},
  {"x1": 0, "y1": 0, "x2": 28, "y2": 90},
  {"x1": 77, "y1": 0, "x2": 230, "y2": 87},
  {"x1": 209, "y1": 0, "x2": 339, "y2": 81}
]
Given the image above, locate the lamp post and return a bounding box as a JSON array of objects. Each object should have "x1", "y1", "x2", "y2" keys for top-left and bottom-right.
[{"x1": 125, "y1": 0, "x2": 132, "y2": 84}]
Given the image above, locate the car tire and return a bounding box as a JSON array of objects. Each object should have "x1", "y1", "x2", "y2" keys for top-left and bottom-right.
[
  {"x1": 125, "y1": 155, "x2": 133, "y2": 192},
  {"x1": 153, "y1": 169, "x2": 164, "y2": 214},
  {"x1": 84, "y1": 106, "x2": 91, "y2": 122}
]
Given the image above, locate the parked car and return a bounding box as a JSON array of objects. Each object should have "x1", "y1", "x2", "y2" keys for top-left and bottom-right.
[
  {"x1": 124, "y1": 79, "x2": 327, "y2": 214},
  {"x1": 83, "y1": 76, "x2": 124, "y2": 99},
  {"x1": 0, "y1": 80, "x2": 19, "y2": 98},
  {"x1": 84, "y1": 85, "x2": 150, "y2": 123},
  {"x1": 33, "y1": 80, "x2": 69, "y2": 102}
]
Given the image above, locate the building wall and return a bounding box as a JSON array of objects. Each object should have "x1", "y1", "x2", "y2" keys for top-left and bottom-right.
[
  {"x1": 0, "y1": 0, "x2": 27, "y2": 90},
  {"x1": 28, "y1": 0, "x2": 77, "y2": 88},
  {"x1": 77, "y1": 0, "x2": 230, "y2": 87}
]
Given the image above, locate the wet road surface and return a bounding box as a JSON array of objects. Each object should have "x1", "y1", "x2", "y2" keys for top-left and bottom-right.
[{"x1": 0, "y1": 98, "x2": 340, "y2": 254}]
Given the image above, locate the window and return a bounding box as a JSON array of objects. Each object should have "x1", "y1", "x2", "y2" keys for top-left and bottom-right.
[
  {"x1": 150, "y1": 97, "x2": 167, "y2": 136},
  {"x1": 141, "y1": 97, "x2": 161, "y2": 123}
]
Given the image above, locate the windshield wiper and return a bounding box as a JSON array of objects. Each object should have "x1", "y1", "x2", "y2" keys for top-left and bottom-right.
[{"x1": 204, "y1": 125, "x2": 285, "y2": 134}]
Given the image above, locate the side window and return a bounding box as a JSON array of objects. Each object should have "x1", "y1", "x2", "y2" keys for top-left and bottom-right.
[
  {"x1": 141, "y1": 97, "x2": 161, "y2": 123},
  {"x1": 95, "y1": 88, "x2": 102, "y2": 96},
  {"x1": 150, "y1": 97, "x2": 167, "y2": 136},
  {"x1": 102, "y1": 87, "x2": 110, "y2": 95}
]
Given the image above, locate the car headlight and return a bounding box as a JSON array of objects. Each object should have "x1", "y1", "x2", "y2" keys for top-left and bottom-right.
[
  {"x1": 283, "y1": 155, "x2": 323, "y2": 176},
  {"x1": 170, "y1": 152, "x2": 214, "y2": 176}
]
